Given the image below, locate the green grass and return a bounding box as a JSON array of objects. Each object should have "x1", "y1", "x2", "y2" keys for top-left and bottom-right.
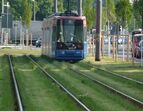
[
  {"x1": 83, "y1": 56, "x2": 143, "y2": 82},
  {"x1": 34, "y1": 56, "x2": 143, "y2": 111},
  {"x1": 0, "y1": 56, "x2": 15, "y2": 111},
  {"x1": 0, "y1": 48, "x2": 41, "y2": 55},
  {"x1": 12, "y1": 56, "x2": 83, "y2": 111},
  {"x1": 70, "y1": 62, "x2": 143, "y2": 102},
  {"x1": 107, "y1": 67, "x2": 143, "y2": 82}
]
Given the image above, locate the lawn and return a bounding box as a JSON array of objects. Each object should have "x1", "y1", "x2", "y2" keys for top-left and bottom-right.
[
  {"x1": 0, "y1": 47, "x2": 41, "y2": 55},
  {"x1": 12, "y1": 56, "x2": 83, "y2": 111},
  {"x1": 34, "y1": 56, "x2": 143, "y2": 111},
  {"x1": 0, "y1": 56, "x2": 15, "y2": 111},
  {"x1": 84, "y1": 56, "x2": 143, "y2": 82}
]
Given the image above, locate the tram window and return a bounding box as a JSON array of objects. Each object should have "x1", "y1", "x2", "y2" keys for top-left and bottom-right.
[{"x1": 56, "y1": 19, "x2": 83, "y2": 43}]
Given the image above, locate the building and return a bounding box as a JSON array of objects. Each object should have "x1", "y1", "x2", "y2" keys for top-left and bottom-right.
[{"x1": 11, "y1": 21, "x2": 42, "y2": 44}]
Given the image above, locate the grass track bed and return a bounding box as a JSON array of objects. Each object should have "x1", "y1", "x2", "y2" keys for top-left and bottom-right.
[
  {"x1": 74, "y1": 62, "x2": 143, "y2": 102},
  {"x1": 12, "y1": 56, "x2": 83, "y2": 111},
  {"x1": 0, "y1": 56, "x2": 15, "y2": 111},
  {"x1": 33, "y1": 56, "x2": 143, "y2": 111},
  {"x1": 83, "y1": 59, "x2": 143, "y2": 82},
  {"x1": 108, "y1": 67, "x2": 143, "y2": 82}
]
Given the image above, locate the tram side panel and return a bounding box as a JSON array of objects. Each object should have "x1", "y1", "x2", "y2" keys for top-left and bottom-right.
[
  {"x1": 83, "y1": 21, "x2": 88, "y2": 57},
  {"x1": 42, "y1": 19, "x2": 52, "y2": 57}
]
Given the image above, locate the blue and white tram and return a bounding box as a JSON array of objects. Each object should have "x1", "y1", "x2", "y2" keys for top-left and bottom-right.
[{"x1": 42, "y1": 12, "x2": 87, "y2": 61}]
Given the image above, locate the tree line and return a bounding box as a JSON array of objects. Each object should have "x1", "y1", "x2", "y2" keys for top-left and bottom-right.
[{"x1": 0, "y1": 0, "x2": 143, "y2": 30}]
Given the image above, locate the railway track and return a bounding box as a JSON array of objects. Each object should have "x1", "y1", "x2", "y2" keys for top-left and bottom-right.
[
  {"x1": 68, "y1": 67, "x2": 143, "y2": 108},
  {"x1": 37, "y1": 57, "x2": 143, "y2": 108},
  {"x1": 8, "y1": 55, "x2": 24, "y2": 111},
  {"x1": 44, "y1": 60, "x2": 143, "y2": 108},
  {"x1": 65, "y1": 62, "x2": 143, "y2": 108},
  {"x1": 31, "y1": 56, "x2": 143, "y2": 111},
  {"x1": 81, "y1": 61, "x2": 143, "y2": 85},
  {"x1": 27, "y1": 55, "x2": 91, "y2": 111},
  {"x1": 0, "y1": 56, "x2": 16, "y2": 110}
]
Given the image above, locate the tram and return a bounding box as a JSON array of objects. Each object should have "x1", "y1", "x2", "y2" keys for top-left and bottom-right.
[
  {"x1": 132, "y1": 29, "x2": 143, "y2": 58},
  {"x1": 41, "y1": 11, "x2": 87, "y2": 61}
]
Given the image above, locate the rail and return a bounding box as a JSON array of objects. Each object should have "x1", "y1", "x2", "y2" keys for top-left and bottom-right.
[
  {"x1": 83, "y1": 62, "x2": 143, "y2": 85},
  {"x1": 27, "y1": 55, "x2": 91, "y2": 111},
  {"x1": 69, "y1": 67, "x2": 143, "y2": 108},
  {"x1": 8, "y1": 55, "x2": 24, "y2": 111}
]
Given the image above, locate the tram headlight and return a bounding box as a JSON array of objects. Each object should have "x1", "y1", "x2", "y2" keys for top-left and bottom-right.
[{"x1": 76, "y1": 51, "x2": 81, "y2": 54}]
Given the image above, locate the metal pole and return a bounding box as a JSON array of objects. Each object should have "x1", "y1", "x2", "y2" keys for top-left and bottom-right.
[
  {"x1": 67, "y1": 0, "x2": 70, "y2": 11},
  {"x1": 2, "y1": 0, "x2": 4, "y2": 13},
  {"x1": 32, "y1": 0, "x2": 35, "y2": 21},
  {"x1": 134, "y1": 18, "x2": 135, "y2": 30},
  {"x1": 19, "y1": 16, "x2": 23, "y2": 46},
  {"x1": 107, "y1": 21, "x2": 111, "y2": 57},
  {"x1": 6, "y1": 2, "x2": 9, "y2": 29},
  {"x1": 127, "y1": 35, "x2": 129, "y2": 62},
  {"x1": 95, "y1": 0, "x2": 102, "y2": 61},
  {"x1": 33, "y1": 0, "x2": 35, "y2": 21},
  {"x1": 54, "y1": 0, "x2": 58, "y2": 13},
  {"x1": 78, "y1": 0, "x2": 82, "y2": 16},
  {"x1": 1, "y1": 0, "x2": 4, "y2": 44},
  {"x1": 141, "y1": 38, "x2": 143, "y2": 67},
  {"x1": 31, "y1": 33, "x2": 32, "y2": 48},
  {"x1": 6, "y1": 2, "x2": 9, "y2": 45},
  {"x1": 1, "y1": 24, "x2": 4, "y2": 45},
  {"x1": 132, "y1": 37, "x2": 135, "y2": 65},
  {"x1": 122, "y1": 34, "x2": 125, "y2": 61},
  {"x1": 15, "y1": 21, "x2": 17, "y2": 45}
]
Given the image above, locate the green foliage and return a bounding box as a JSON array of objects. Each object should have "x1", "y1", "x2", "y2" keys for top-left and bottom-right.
[
  {"x1": 7, "y1": 0, "x2": 23, "y2": 20},
  {"x1": 133, "y1": 0, "x2": 143, "y2": 29},
  {"x1": 63, "y1": 0, "x2": 77, "y2": 11},
  {"x1": 106, "y1": 0, "x2": 116, "y2": 22},
  {"x1": 0, "y1": 0, "x2": 135, "y2": 31},
  {"x1": 58, "y1": 0, "x2": 64, "y2": 12},
  {"x1": 102, "y1": 0, "x2": 116, "y2": 29},
  {"x1": 36, "y1": 0, "x2": 53, "y2": 20},
  {"x1": 83, "y1": 0, "x2": 96, "y2": 29},
  {"x1": 115, "y1": 0, "x2": 132, "y2": 28},
  {"x1": 22, "y1": 0, "x2": 32, "y2": 28},
  {"x1": 0, "y1": 56, "x2": 15, "y2": 111}
]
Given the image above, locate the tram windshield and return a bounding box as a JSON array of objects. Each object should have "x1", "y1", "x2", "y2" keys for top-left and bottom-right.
[
  {"x1": 57, "y1": 19, "x2": 83, "y2": 42},
  {"x1": 56, "y1": 19, "x2": 84, "y2": 49}
]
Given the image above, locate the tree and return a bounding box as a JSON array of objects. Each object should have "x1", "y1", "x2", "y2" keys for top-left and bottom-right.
[
  {"x1": 115, "y1": 0, "x2": 132, "y2": 28},
  {"x1": 133, "y1": 0, "x2": 143, "y2": 29},
  {"x1": 8, "y1": 0, "x2": 23, "y2": 20},
  {"x1": 21, "y1": 0, "x2": 32, "y2": 46},
  {"x1": 36, "y1": 0, "x2": 53, "y2": 20},
  {"x1": 58, "y1": 0, "x2": 64, "y2": 12},
  {"x1": 102, "y1": 0, "x2": 116, "y2": 26},
  {"x1": 22, "y1": 0, "x2": 32, "y2": 28},
  {"x1": 63, "y1": 0, "x2": 77, "y2": 11},
  {"x1": 83, "y1": 0, "x2": 96, "y2": 29}
]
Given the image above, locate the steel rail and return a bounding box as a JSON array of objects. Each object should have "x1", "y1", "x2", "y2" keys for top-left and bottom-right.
[
  {"x1": 27, "y1": 56, "x2": 91, "y2": 111},
  {"x1": 82, "y1": 62, "x2": 143, "y2": 85},
  {"x1": 69, "y1": 68, "x2": 143, "y2": 108},
  {"x1": 8, "y1": 55, "x2": 24, "y2": 111}
]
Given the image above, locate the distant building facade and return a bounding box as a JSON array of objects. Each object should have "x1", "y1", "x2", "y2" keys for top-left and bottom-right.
[{"x1": 11, "y1": 21, "x2": 42, "y2": 42}]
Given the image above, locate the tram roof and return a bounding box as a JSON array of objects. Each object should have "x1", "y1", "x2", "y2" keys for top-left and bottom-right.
[
  {"x1": 46, "y1": 12, "x2": 86, "y2": 20},
  {"x1": 134, "y1": 33, "x2": 143, "y2": 37},
  {"x1": 54, "y1": 16, "x2": 86, "y2": 20}
]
